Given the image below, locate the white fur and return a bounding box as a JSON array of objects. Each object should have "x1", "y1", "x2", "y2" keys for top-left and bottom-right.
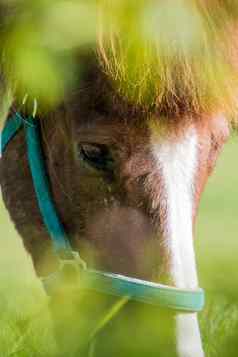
[
  {"x1": 151, "y1": 127, "x2": 204, "y2": 357},
  {"x1": 176, "y1": 314, "x2": 204, "y2": 357}
]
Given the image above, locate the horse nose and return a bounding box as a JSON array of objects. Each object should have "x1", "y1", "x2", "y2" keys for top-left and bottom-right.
[{"x1": 83, "y1": 207, "x2": 160, "y2": 280}]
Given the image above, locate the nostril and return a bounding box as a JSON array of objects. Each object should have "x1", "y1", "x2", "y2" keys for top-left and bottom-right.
[{"x1": 84, "y1": 207, "x2": 160, "y2": 280}]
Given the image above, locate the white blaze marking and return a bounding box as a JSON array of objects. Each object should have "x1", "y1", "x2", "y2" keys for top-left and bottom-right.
[
  {"x1": 152, "y1": 128, "x2": 198, "y2": 288},
  {"x1": 176, "y1": 314, "x2": 204, "y2": 357},
  {"x1": 151, "y1": 126, "x2": 204, "y2": 357}
]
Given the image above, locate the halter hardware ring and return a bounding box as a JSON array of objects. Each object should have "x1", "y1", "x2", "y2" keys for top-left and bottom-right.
[
  {"x1": 59, "y1": 250, "x2": 87, "y2": 271},
  {"x1": 59, "y1": 251, "x2": 87, "y2": 283}
]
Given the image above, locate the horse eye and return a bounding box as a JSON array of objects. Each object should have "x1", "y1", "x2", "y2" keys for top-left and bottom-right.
[{"x1": 79, "y1": 143, "x2": 114, "y2": 171}]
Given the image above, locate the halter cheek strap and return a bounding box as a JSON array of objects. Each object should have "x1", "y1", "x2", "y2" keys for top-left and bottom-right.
[
  {"x1": 1, "y1": 112, "x2": 205, "y2": 313},
  {"x1": 1, "y1": 113, "x2": 72, "y2": 254}
]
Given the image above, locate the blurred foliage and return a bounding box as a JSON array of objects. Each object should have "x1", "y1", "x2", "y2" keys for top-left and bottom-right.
[
  {"x1": 0, "y1": 0, "x2": 238, "y2": 116},
  {"x1": 0, "y1": 0, "x2": 98, "y2": 108}
]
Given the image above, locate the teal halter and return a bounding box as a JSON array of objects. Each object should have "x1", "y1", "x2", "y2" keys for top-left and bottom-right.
[{"x1": 1, "y1": 112, "x2": 205, "y2": 313}]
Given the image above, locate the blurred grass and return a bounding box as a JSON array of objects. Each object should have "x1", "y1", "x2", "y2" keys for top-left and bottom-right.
[
  {"x1": 0, "y1": 192, "x2": 57, "y2": 356},
  {"x1": 196, "y1": 134, "x2": 238, "y2": 356},
  {"x1": 0, "y1": 136, "x2": 237, "y2": 356},
  {"x1": 196, "y1": 135, "x2": 238, "y2": 297}
]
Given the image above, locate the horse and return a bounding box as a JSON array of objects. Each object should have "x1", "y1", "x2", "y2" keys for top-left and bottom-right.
[{"x1": 0, "y1": 2, "x2": 238, "y2": 356}]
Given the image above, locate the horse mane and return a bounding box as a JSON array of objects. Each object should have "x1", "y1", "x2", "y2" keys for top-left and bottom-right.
[
  {"x1": 2, "y1": 0, "x2": 238, "y2": 131},
  {"x1": 96, "y1": 0, "x2": 238, "y2": 126}
]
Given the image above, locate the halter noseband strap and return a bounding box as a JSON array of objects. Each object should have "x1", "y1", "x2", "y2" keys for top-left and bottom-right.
[{"x1": 1, "y1": 113, "x2": 205, "y2": 313}]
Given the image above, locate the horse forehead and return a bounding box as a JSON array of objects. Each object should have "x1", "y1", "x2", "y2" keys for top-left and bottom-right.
[
  {"x1": 75, "y1": 116, "x2": 151, "y2": 147},
  {"x1": 75, "y1": 114, "x2": 217, "y2": 152},
  {"x1": 75, "y1": 116, "x2": 183, "y2": 141}
]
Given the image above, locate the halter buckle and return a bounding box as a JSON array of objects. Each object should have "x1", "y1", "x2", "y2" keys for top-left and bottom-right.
[{"x1": 59, "y1": 251, "x2": 87, "y2": 284}]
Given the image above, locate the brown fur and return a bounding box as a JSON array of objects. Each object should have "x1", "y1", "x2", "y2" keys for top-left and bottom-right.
[{"x1": 0, "y1": 59, "x2": 230, "y2": 281}]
